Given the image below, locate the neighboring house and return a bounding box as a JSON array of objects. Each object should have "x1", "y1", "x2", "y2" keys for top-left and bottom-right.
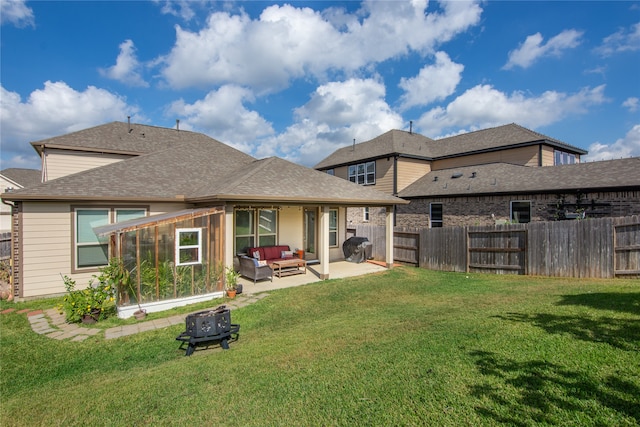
[
  {"x1": 0, "y1": 168, "x2": 41, "y2": 232},
  {"x1": 314, "y1": 123, "x2": 587, "y2": 225},
  {"x1": 397, "y1": 158, "x2": 640, "y2": 227},
  {"x1": 2, "y1": 122, "x2": 406, "y2": 315}
]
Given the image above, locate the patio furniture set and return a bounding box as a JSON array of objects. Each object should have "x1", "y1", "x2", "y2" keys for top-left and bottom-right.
[{"x1": 238, "y1": 245, "x2": 307, "y2": 283}]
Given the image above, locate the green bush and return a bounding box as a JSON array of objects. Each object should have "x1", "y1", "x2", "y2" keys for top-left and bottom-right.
[{"x1": 56, "y1": 274, "x2": 116, "y2": 323}]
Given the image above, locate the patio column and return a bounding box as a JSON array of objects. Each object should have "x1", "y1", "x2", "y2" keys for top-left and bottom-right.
[
  {"x1": 386, "y1": 206, "x2": 394, "y2": 269},
  {"x1": 224, "y1": 206, "x2": 234, "y2": 270},
  {"x1": 318, "y1": 205, "x2": 330, "y2": 280}
]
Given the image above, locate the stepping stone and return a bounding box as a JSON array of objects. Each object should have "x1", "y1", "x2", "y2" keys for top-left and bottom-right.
[{"x1": 1, "y1": 308, "x2": 16, "y2": 314}]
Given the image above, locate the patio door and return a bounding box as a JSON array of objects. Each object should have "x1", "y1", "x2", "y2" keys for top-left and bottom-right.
[{"x1": 303, "y1": 208, "x2": 317, "y2": 258}]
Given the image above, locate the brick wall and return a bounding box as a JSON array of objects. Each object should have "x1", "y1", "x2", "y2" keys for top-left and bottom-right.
[{"x1": 395, "y1": 190, "x2": 640, "y2": 228}]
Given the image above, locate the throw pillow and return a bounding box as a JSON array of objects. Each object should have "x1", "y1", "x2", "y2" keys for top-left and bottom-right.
[
  {"x1": 258, "y1": 260, "x2": 268, "y2": 266},
  {"x1": 281, "y1": 250, "x2": 293, "y2": 259},
  {"x1": 252, "y1": 250, "x2": 260, "y2": 260}
]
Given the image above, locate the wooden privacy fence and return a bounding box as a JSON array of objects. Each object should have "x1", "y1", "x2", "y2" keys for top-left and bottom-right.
[{"x1": 351, "y1": 216, "x2": 639, "y2": 278}]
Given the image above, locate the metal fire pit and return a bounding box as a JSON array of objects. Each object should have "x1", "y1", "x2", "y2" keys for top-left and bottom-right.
[{"x1": 176, "y1": 305, "x2": 240, "y2": 356}]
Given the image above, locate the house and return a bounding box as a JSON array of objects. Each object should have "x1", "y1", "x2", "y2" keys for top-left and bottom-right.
[
  {"x1": 314, "y1": 123, "x2": 588, "y2": 225},
  {"x1": 397, "y1": 158, "x2": 640, "y2": 227},
  {"x1": 2, "y1": 121, "x2": 406, "y2": 315},
  {"x1": 1, "y1": 168, "x2": 41, "y2": 232}
]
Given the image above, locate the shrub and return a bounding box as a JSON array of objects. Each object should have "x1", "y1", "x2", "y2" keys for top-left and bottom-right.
[{"x1": 57, "y1": 274, "x2": 116, "y2": 323}]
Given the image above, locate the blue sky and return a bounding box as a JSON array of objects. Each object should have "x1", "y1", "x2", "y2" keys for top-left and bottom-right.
[{"x1": 1, "y1": 0, "x2": 639, "y2": 170}]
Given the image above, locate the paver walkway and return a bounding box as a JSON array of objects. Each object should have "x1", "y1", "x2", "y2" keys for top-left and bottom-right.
[{"x1": 3, "y1": 293, "x2": 268, "y2": 342}]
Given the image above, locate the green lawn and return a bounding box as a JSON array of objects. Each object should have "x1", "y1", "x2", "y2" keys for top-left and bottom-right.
[{"x1": 1, "y1": 268, "x2": 639, "y2": 426}]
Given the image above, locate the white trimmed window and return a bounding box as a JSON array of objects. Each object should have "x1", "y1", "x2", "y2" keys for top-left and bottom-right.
[
  {"x1": 75, "y1": 208, "x2": 110, "y2": 268},
  {"x1": 348, "y1": 161, "x2": 375, "y2": 185},
  {"x1": 430, "y1": 203, "x2": 443, "y2": 228},
  {"x1": 176, "y1": 228, "x2": 202, "y2": 266},
  {"x1": 234, "y1": 208, "x2": 279, "y2": 252},
  {"x1": 554, "y1": 150, "x2": 577, "y2": 165},
  {"x1": 329, "y1": 209, "x2": 338, "y2": 247},
  {"x1": 363, "y1": 207, "x2": 370, "y2": 222},
  {"x1": 74, "y1": 207, "x2": 146, "y2": 269}
]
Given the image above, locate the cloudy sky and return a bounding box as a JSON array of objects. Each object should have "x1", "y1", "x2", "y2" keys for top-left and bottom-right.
[{"x1": 1, "y1": 0, "x2": 639, "y2": 170}]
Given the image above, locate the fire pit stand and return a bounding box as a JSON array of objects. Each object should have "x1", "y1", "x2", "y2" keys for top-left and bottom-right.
[{"x1": 176, "y1": 305, "x2": 240, "y2": 356}]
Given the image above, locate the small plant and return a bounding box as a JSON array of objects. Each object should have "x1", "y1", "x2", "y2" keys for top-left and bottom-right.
[
  {"x1": 103, "y1": 257, "x2": 146, "y2": 318},
  {"x1": 225, "y1": 266, "x2": 239, "y2": 291},
  {"x1": 57, "y1": 274, "x2": 116, "y2": 323}
]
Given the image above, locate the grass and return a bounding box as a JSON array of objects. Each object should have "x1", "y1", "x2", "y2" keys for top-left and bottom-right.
[{"x1": 1, "y1": 267, "x2": 639, "y2": 426}]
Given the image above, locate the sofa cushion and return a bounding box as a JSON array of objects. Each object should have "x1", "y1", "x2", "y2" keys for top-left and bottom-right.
[
  {"x1": 263, "y1": 246, "x2": 281, "y2": 260},
  {"x1": 247, "y1": 245, "x2": 291, "y2": 261},
  {"x1": 247, "y1": 247, "x2": 265, "y2": 260}
]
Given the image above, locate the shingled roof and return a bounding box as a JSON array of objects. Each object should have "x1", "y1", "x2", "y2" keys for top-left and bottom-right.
[
  {"x1": 189, "y1": 156, "x2": 406, "y2": 205},
  {"x1": 1, "y1": 168, "x2": 41, "y2": 188},
  {"x1": 314, "y1": 129, "x2": 434, "y2": 169},
  {"x1": 29, "y1": 121, "x2": 214, "y2": 156},
  {"x1": 5, "y1": 124, "x2": 405, "y2": 206},
  {"x1": 314, "y1": 123, "x2": 587, "y2": 169},
  {"x1": 398, "y1": 158, "x2": 640, "y2": 198},
  {"x1": 428, "y1": 123, "x2": 587, "y2": 158}
]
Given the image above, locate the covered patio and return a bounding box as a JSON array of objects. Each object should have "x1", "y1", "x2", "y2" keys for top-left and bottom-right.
[{"x1": 237, "y1": 260, "x2": 389, "y2": 294}]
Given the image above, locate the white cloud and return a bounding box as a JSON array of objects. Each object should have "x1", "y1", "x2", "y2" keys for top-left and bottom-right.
[
  {"x1": 398, "y1": 51, "x2": 464, "y2": 110},
  {"x1": 0, "y1": 82, "x2": 139, "y2": 168},
  {"x1": 158, "y1": 1, "x2": 482, "y2": 91},
  {"x1": 416, "y1": 84, "x2": 607, "y2": 136},
  {"x1": 166, "y1": 85, "x2": 274, "y2": 152},
  {"x1": 99, "y1": 40, "x2": 149, "y2": 87},
  {"x1": 154, "y1": 0, "x2": 198, "y2": 21},
  {"x1": 0, "y1": 0, "x2": 34, "y2": 28},
  {"x1": 595, "y1": 22, "x2": 640, "y2": 56},
  {"x1": 504, "y1": 29, "x2": 583, "y2": 70},
  {"x1": 583, "y1": 124, "x2": 640, "y2": 161},
  {"x1": 254, "y1": 78, "x2": 403, "y2": 166},
  {"x1": 623, "y1": 97, "x2": 639, "y2": 112}
]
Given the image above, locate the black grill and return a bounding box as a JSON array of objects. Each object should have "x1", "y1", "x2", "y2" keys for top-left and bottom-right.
[
  {"x1": 343, "y1": 236, "x2": 373, "y2": 263},
  {"x1": 176, "y1": 305, "x2": 240, "y2": 356}
]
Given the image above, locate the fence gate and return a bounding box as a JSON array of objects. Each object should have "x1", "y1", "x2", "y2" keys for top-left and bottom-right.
[
  {"x1": 467, "y1": 228, "x2": 527, "y2": 275},
  {"x1": 393, "y1": 231, "x2": 419, "y2": 265},
  {"x1": 613, "y1": 219, "x2": 640, "y2": 277}
]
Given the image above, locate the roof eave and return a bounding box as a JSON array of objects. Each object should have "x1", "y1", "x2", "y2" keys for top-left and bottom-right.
[
  {"x1": 1, "y1": 193, "x2": 187, "y2": 202},
  {"x1": 31, "y1": 142, "x2": 144, "y2": 157},
  {"x1": 316, "y1": 152, "x2": 434, "y2": 170},
  {"x1": 435, "y1": 140, "x2": 586, "y2": 161},
  {"x1": 401, "y1": 184, "x2": 640, "y2": 199},
  {"x1": 189, "y1": 194, "x2": 408, "y2": 206}
]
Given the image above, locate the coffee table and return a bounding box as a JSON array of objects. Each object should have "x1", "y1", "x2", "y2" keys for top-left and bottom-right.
[{"x1": 272, "y1": 258, "x2": 307, "y2": 278}]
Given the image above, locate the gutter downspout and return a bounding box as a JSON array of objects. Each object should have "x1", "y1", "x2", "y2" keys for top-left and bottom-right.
[
  {"x1": 393, "y1": 155, "x2": 398, "y2": 226},
  {"x1": 1, "y1": 198, "x2": 16, "y2": 300}
]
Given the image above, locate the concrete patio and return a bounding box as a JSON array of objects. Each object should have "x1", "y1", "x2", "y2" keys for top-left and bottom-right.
[{"x1": 237, "y1": 260, "x2": 389, "y2": 295}]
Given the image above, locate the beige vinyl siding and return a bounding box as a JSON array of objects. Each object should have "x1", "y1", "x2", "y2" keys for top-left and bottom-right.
[
  {"x1": 541, "y1": 145, "x2": 555, "y2": 166},
  {"x1": 20, "y1": 201, "x2": 188, "y2": 298},
  {"x1": 43, "y1": 149, "x2": 132, "y2": 181},
  {"x1": 397, "y1": 158, "x2": 431, "y2": 193},
  {"x1": 21, "y1": 202, "x2": 76, "y2": 297},
  {"x1": 327, "y1": 161, "x2": 394, "y2": 194},
  {"x1": 375, "y1": 158, "x2": 394, "y2": 194},
  {"x1": 432, "y1": 146, "x2": 540, "y2": 170},
  {"x1": 332, "y1": 165, "x2": 349, "y2": 180}
]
